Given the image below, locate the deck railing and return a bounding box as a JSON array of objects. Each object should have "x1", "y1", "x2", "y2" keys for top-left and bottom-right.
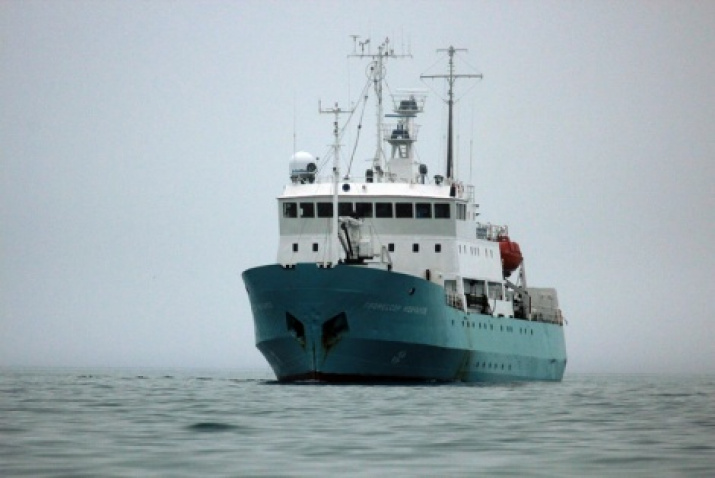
[{"x1": 445, "y1": 293, "x2": 564, "y2": 326}]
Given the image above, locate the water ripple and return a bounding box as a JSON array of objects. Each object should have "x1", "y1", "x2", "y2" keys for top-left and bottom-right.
[{"x1": 1, "y1": 371, "x2": 713, "y2": 476}]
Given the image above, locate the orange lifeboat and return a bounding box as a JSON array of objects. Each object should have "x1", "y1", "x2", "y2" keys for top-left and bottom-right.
[{"x1": 498, "y1": 235, "x2": 523, "y2": 275}]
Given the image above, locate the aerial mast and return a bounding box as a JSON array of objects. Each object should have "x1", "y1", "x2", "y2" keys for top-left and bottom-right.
[
  {"x1": 319, "y1": 101, "x2": 352, "y2": 267},
  {"x1": 349, "y1": 36, "x2": 411, "y2": 181},
  {"x1": 421, "y1": 46, "x2": 482, "y2": 181}
]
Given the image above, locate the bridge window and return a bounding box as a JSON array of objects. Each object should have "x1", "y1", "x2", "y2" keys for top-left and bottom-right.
[
  {"x1": 435, "y1": 244, "x2": 442, "y2": 253},
  {"x1": 435, "y1": 203, "x2": 450, "y2": 218},
  {"x1": 312, "y1": 243, "x2": 318, "y2": 252},
  {"x1": 375, "y1": 202, "x2": 393, "y2": 218},
  {"x1": 283, "y1": 202, "x2": 297, "y2": 218},
  {"x1": 299, "y1": 202, "x2": 314, "y2": 218},
  {"x1": 396, "y1": 203, "x2": 413, "y2": 218},
  {"x1": 317, "y1": 202, "x2": 333, "y2": 218},
  {"x1": 355, "y1": 202, "x2": 373, "y2": 218},
  {"x1": 292, "y1": 243, "x2": 298, "y2": 252},
  {"x1": 415, "y1": 203, "x2": 432, "y2": 218},
  {"x1": 388, "y1": 243, "x2": 395, "y2": 252},
  {"x1": 413, "y1": 243, "x2": 419, "y2": 252},
  {"x1": 339, "y1": 202, "x2": 354, "y2": 216}
]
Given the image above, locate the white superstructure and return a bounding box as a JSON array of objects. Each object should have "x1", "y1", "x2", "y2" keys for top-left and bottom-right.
[{"x1": 274, "y1": 38, "x2": 560, "y2": 324}]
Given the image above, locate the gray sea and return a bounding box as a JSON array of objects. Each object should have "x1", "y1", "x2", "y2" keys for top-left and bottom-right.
[{"x1": 1, "y1": 369, "x2": 713, "y2": 477}]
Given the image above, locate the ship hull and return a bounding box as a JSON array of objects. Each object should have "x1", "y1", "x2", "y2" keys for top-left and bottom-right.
[{"x1": 242, "y1": 264, "x2": 567, "y2": 382}]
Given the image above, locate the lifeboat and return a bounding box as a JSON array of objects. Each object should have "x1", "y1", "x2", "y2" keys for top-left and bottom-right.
[{"x1": 498, "y1": 235, "x2": 523, "y2": 275}]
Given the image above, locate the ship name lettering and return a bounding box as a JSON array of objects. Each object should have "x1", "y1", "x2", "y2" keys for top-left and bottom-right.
[
  {"x1": 363, "y1": 303, "x2": 427, "y2": 315},
  {"x1": 364, "y1": 302, "x2": 402, "y2": 312},
  {"x1": 403, "y1": 306, "x2": 428, "y2": 315}
]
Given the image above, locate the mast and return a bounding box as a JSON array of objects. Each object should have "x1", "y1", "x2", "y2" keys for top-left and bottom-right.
[
  {"x1": 421, "y1": 46, "x2": 482, "y2": 181},
  {"x1": 319, "y1": 101, "x2": 351, "y2": 266},
  {"x1": 349, "y1": 36, "x2": 411, "y2": 181}
]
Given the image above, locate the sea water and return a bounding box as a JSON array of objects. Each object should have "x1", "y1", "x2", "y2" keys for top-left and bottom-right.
[{"x1": 1, "y1": 369, "x2": 713, "y2": 477}]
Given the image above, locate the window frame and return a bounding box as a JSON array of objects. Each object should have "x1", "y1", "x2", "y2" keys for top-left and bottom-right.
[
  {"x1": 415, "y1": 203, "x2": 432, "y2": 219},
  {"x1": 338, "y1": 202, "x2": 354, "y2": 217},
  {"x1": 299, "y1": 202, "x2": 315, "y2": 218},
  {"x1": 375, "y1": 202, "x2": 393, "y2": 218},
  {"x1": 283, "y1": 202, "x2": 297, "y2": 218},
  {"x1": 317, "y1": 202, "x2": 333, "y2": 218},
  {"x1": 434, "y1": 203, "x2": 450, "y2": 219},
  {"x1": 395, "y1": 203, "x2": 414, "y2": 218},
  {"x1": 355, "y1": 202, "x2": 373, "y2": 218}
]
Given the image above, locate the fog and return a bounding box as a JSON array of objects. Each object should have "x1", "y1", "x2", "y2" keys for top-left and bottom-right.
[{"x1": 2, "y1": 1, "x2": 714, "y2": 374}]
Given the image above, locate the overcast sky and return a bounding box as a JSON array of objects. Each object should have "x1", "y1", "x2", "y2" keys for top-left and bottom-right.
[{"x1": 2, "y1": 1, "x2": 714, "y2": 374}]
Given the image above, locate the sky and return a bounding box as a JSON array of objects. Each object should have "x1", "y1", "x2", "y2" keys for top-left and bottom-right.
[{"x1": 2, "y1": 0, "x2": 714, "y2": 375}]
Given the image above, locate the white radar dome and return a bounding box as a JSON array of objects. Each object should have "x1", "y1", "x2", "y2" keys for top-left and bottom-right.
[{"x1": 289, "y1": 151, "x2": 317, "y2": 183}]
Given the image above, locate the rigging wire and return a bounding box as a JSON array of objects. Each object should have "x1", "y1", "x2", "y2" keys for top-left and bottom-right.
[
  {"x1": 377, "y1": 77, "x2": 397, "y2": 166},
  {"x1": 314, "y1": 73, "x2": 373, "y2": 178},
  {"x1": 346, "y1": 79, "x2": 372, "y2": 176},
  {"x1": 452, "y1": 51, "x2": 483, "y2": 102},
  {"x1": 419, "y1": 54, "x2": 447, "y2": 99},
  {"x1": 419, "y1": 49, "x2": 482, "y2": 103}
]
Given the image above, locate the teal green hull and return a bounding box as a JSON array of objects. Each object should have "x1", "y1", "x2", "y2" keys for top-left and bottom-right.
[{"x1": 242, "y1": 264, "x2": 567, "y2": 382}]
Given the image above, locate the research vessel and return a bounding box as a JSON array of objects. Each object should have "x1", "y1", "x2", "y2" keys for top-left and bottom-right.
[{"x1": 242, "y1": 39, "x2": 567, "y2": 382}]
